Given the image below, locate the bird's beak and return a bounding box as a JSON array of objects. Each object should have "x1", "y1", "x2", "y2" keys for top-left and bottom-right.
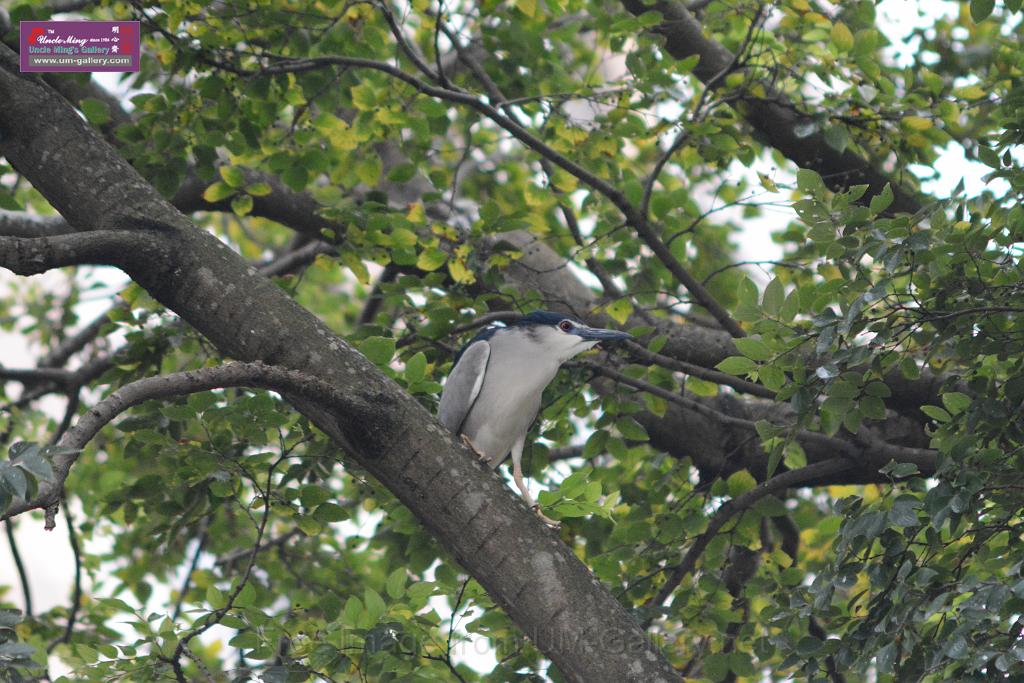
[{"x1": 575, "y1": 326, "x2": 631, "y2": 344}]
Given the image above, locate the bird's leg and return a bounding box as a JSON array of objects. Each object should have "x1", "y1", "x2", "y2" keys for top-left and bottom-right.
[
  {"x1": 461, "y1": 434, "x2": 489, "y2": 462},
  {"x1": 512, "y1": 455, "x2": 560, "y2": 528}
]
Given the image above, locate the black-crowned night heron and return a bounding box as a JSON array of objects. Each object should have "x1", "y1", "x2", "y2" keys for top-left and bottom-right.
[{"x1": 438, "y1": 311, "x2": 629, "y2": 525}]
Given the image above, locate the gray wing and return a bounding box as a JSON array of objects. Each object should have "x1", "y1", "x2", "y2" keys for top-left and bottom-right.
[{"x1": 437, "y1": 340, "x2": 490, "y2": 434}]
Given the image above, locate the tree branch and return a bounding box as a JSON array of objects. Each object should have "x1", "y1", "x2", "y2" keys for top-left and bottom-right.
[
  {"x1": 0, "y1": 230, "x2": 163, "y2": 276},
  {"x1": 0, "y1": 210, "x2": 75, "y2": 238},
  {"x1": 3, "y1": 520, "x2": 31, "y2": 617}
]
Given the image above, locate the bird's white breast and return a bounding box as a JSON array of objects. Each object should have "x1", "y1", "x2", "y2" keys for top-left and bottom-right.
[{"x1": 460, "y1": 327, "x2": 561, "y2": 465}]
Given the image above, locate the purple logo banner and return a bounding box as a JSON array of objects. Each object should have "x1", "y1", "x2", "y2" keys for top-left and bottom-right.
[{"x1": 20, "y1": 21, "x2": 140, "y2": 73}]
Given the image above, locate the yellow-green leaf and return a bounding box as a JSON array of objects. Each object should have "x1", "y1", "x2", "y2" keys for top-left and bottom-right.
[
  {"x1": 758, "y1": 172, "x2": 778, "y2": 192},
  {"x1": 448, "y1": 259, "x2": 476, "y2": 284},
  {"x1": 416, "y1": 248, "x2": 448, "y2": 272},
  {"x1": 219, "y1": 166, "x2": 245, "y2": 188},
  {"x1": 516, "y1": 0, "x2": 537, "y2": 17},
  {"x1": 606, "y1": 299, "x2": 633, "y2": 326},
  {"x1": 231, "y1": 194, "x2": 253, "y2": 216},
  {"x1": 392, "y1": 227, "x2": 419, "y2": 247},
  {"x1": 202, "y1": 181, "x2": 235, "y2": 203},
  {"x1": 245, "y1": 182, "x2": 272, "y2": 197},
  {"x1": 831, "y1": 22, "x2": 854, "y2": 52},
  {"x1": 901, "y1": 116, "x2": 933, "y2": 131}
]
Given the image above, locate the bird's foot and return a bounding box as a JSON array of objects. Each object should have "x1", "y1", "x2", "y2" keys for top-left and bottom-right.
[
  {"x1": 532, "y1": 504, "x2": 561, "y2": 528},
  {"x1": 462, "y1": 434, "x2": 489, "y2": 462}
]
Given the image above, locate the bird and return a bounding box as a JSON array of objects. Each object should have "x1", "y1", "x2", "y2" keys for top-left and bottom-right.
[{"x1": 438, "y1": 310, "x2": 630, "y2": 525}]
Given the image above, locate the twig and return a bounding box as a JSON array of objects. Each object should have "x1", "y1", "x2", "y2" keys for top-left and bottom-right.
[
  {"x1": 623, "y1": 339, "x2": 775, "y2": 399},
  {"x1": 443, "y1": 578, "x2": 470, "y2": 683},
  {"x1": 172, "y1": 518, "x2": 210, "y2": 622},
  {"x1": 47, "y1": 497, "x2": 82, "y2": 652},
  {"x1": 214, "y1": 528, "x2": 302, "y2": 567},
  {"x1": 3, "y1": 520, "x2": 31, "y2": 617}
]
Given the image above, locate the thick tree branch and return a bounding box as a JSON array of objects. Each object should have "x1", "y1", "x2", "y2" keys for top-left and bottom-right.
[
  {"x1": 0, "y1": 230, "x2": 163, "y2": 276},
  {"x1": 0, "y1": 210, "x2": 75, "y2": 238}
]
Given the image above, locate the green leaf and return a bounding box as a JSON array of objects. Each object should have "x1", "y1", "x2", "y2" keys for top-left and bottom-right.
[
  {"x1": 314, "y1": 502, "x2": 348, "y2": 523},
  {"x1": 359, "y1": 336, "x2": 396, "y2": 365},
  {"x1": 717, "y1": 356, "x2": 758, "y2": 375},
  {"x1": 759, "y1": 365, "x2": 785, "y2": 392},
  {"x1": 616, "y1": 417, "x2": 648, "y2": 441},
  {"x1": 14, "y1": 453, "x2": 53, "y2": 481},
  {"x1": 0, "y1": 465, "x2": 27, "y2": 499},
  {"x1": 386, "y1": 568, "x2": 406, "y2": 599},
  {"x1": 297, "y1": 516, "x2": 322, "y2": 536},
  {"x1": 356, "y1": 155, "x2": 383, "y2": 186},
  {"x1": 233, "y1": 583, "x2": 257, "y2": 608},
  {"x1": 281, "y1": 166, "x2": 309, "y2": 192},
  {"x1": 762, "y1": 277, "x2": 784, "y2": 316},
  {"x1": 796, "y1": 169, "x2": 824, "y2": 196},
  {"x1": 735, "y1": 337, "x2": 773, "y2": 362},
  {"x1": 340, "y1": 249, "x2": 370, "y2": 284},
  {"x1": 920, "y1": 405, "x2": 951, "y2": 423},
  {"x1": 80, "y1": 97, "x2": 111, "y2": 125},
  {"x1": 405, "y1": 352, "x2": 427, "y2": 383},
  {"x1": 387, "y1": 163, "x2": 418, "y2": 183},
  {"x1": 342, "y1": 596, "x2": 363, "y2": 627},
  {"x1": 970, "y1": 0, "x2": 995, "y2": 21},
  {"x1": 869, "y1": 184, "x2": 894, "y2": 215},
  {"x1": 797, "y1": 636, "x2": 823, "y2": 656},
  {"x1": 300, "y1": 484, "x2": 331, "y2": 508},
  {"x1": 206, "y1": 586, "x2": 227, "y2": 610},
  {"x1": 941, "y1": 392, "x2": 971, "y2": 415},
  {"x1": 516, "y1": 0, "x2": 537, "y2": 17},
  {"x1": 364, "y1": 588, "x2": 386, "y2": 624}
]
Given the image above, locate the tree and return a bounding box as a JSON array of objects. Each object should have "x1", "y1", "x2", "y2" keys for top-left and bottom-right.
[{"x1": 0, "y1": 0, "x2": 1020, "y2": 680}]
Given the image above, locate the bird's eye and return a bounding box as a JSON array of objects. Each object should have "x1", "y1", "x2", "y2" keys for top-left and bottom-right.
[{"x1": 558, "y1": 320, "x2": 573, "y2": 332}]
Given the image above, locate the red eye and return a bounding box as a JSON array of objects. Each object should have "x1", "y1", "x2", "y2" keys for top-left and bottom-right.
[{"x1": 558, "y1": 320, "x2": 573, "y2": 332}]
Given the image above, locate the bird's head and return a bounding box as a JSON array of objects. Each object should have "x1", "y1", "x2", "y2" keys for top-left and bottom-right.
[{"x1": 511, "y1": 310, "x2": 630, "y2": 363}]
